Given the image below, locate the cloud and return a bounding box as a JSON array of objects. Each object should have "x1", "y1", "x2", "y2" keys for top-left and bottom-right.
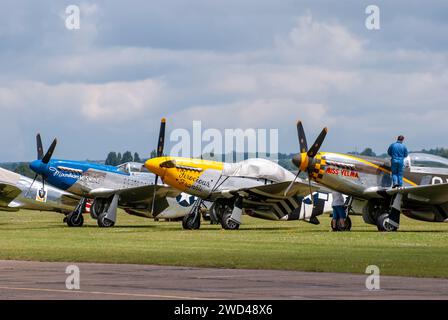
[
  {"x1": 275, "y1": 12, "x2": 365, "y2": 64},
  {"x1": 0, "y1": 78, "x2": 166, "y2": 122},
  {"x1": 1, "y1": 2, "x2": 448, "y2": 161}
]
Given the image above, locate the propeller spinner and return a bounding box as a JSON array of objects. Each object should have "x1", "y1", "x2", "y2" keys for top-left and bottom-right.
[
  {"x1": 284, "y1": 121, "x2": 328, "y2": 199},
  {"x1": 27, "y1": 133, "x2": 58, "y2": 196}
]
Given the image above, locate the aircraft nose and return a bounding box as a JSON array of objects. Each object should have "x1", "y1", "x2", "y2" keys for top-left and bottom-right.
[
  {"x1": 29, "y1": 160, "x2": 43, "y2": 174},
  {"x1": 145, "y1": 158, "x2": 167, "y2": 178}
]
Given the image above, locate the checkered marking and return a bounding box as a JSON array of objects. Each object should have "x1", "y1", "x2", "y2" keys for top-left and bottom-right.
[{"x1": 311, "y1": 154, "x2": 326, "y2": 180}]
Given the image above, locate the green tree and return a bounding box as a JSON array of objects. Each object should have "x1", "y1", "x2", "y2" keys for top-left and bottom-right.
[
  {"x1": 117, "y1": 153, "x2": 122, "y2": 165},
  {"x1": 360, "y1": 148, "x2": 376, "y2": 157},
  {"x1": 105, "y1": 152, "x2": 118, "y2": 166},
  {"x1": 122, "y1": 151, "x2": 133, "y2": 163},
  {"x1": 13, "y1": 163, "x2": 35, "y2": 179},
  {"x1": 149, "y1": 149, "x2": 157, "y2": 159},
  {"x1": 133, "y1": 152, "x2": 141, "y2": 163}
]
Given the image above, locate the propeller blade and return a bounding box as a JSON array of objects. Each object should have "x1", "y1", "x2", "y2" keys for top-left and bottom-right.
[
  {"x1": 25, "y1": 174, "x2": 38, "y2": 197},
  {"x1": 307, "y1": 127, "x2": 328, "y2": 158},
  {"x1": 36, "y1": 134, "x2": 44, "y2": 160},
  {"x1": 151, "y1": 175, "x2": 159, "y2": 216},
  {"x1": 297, "y1": 121, "x2": 308, "y2": 154},
  {"x1": 42, "y1": 138, "x2": 57, "y2": 164},
  {"x1": 307, "y1": 173, "x2": 315, "y2": 206},
  {"x1": 156, "y1": 118, "x2": 166, "y2": 157},
  {"x1": 151, "y1": 118, "x2": 166, "y2": 217},
  {"x1": 283, "y1": 171, "x2": 300, "y2": 197}
]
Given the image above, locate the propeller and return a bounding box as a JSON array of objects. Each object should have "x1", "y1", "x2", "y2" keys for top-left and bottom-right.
[
  {"x1": 285, "y1": 121, "x2": 328, "y2": 204},
  {"x1": 26, "y1": 134, "x2": 58, "y2": 197},
  {"x1": 151, "y1": 118, "x2": 166, "y2": 216}
]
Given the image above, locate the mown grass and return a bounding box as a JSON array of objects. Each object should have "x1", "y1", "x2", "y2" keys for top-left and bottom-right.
[{"x1": 0, "y1": 210, "x2": 447, "y2": 278}]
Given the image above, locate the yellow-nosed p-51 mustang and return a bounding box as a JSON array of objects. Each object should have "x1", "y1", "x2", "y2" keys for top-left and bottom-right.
[
  {"x1": 291, "y1": 120, "x2": 448, "y2": 232},
  {"x1": 145, "y1": 120, "x2": 327, "y2": 230}
]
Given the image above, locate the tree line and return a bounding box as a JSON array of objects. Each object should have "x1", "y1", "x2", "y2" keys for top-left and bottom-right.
[
  {"x1": 105, "y1": 151, "x2": 143, "y2": 166},
  {"x1": 3, "y1": 147, "x2": 448, "y2": 179}
]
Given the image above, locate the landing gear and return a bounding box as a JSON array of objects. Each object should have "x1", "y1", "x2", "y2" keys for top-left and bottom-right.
[
  {"x1": 65, "y1": 197, "x2": 87, "y2": 227},
  {"x1": 376, "y1": 193, "x2": 402, "y2": 232},
  {"x1": 182, "y1": 199, "x2": 203, "y2": 230},
  {"x1": 182, "y1": 213, "x2": 201, "y2": 229},
  {"x1": 220, "y1": 197, "x2": 242, "y2": 230},
  {"x1": 97, "y1": 212, "x2": 115, "y2": 228},
  {"x1": 331, "y1": 216, "x2": 352, "y2": 231},
  {"x1": 376, "y1": 213, "x2": 398, "y2": 232},
  {"x1": 66, "y1": 212, "x2": 84, "y2": 227},
  {"x1": 221, "y1": 208, "x2": 240, "y2": 230},
  {"x1": 93, "y1": 194, "x2": 119, "y2": 228}
]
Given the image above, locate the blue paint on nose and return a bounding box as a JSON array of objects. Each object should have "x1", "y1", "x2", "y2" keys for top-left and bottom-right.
[{"x1": 29, "y1": 160, "x2": 44, "y2": 175}]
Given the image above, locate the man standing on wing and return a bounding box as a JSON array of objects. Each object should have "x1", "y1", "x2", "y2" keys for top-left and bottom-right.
[{"x1": 387, "y1": 135, "x2": 408, "y2": 188}]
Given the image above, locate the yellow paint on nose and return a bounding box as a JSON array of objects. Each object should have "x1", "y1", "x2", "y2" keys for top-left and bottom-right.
[
  {"x1": 145, "y1": 156, "x2": 225, "y2": 193},
  {"x1": 144, "y1": 157, "x2": 168, "y2": 178},
  {"x1": 300, "y1": 153, "x2": 309, "y2": 172}
]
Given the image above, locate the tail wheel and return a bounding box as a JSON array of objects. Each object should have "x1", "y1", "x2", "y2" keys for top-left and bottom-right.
[
  {"x1": 97, "y1": 212, "x2": 115, "y2": 228},
  {"x1": 221, "y1": 210, "x2": 240, "y2": 230},
  {"x1": 67, "y1": 213, "x2": 84, "y2": 227},
  {"x1": 376, "y1": 213, "x2": 398, "y2": 232}
]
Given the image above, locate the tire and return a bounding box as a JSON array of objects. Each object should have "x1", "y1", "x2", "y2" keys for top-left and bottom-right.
[
  {"x1": 182, "y1": 213, "x2": 201, "y2": 230},
  {"x1": 221, "y1": 210, "x2": 240, "y2": 230},
  {"x1": 67, "y1": 213, "x2": 84, "y2": 227},
  {"x1": 90, "y1": 209, "x2": 98, "y2": 220},
  {"x1": 376, "y1": 213, "x2": 398, "y2": 232},
  {"x1": 91, "y1": 199, "x2": 105, "y2": 219},
  {"x1": 338, "y1": 216, "x2": 352, "y2": 231},
  {"x1": 97, "y1": 212, "x2": 115, "y2": 228},
  {"x1": 331, "y1": 220, "x2": 338, "y2": 231}
]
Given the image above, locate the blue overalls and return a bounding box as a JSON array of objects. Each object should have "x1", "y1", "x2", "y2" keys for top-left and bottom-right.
[{"x1": 387, "y1": 141, "x2": 408, "y2": 187}]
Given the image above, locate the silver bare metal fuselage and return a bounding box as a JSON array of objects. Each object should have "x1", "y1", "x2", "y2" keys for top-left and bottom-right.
[{"x1": 0, "y1": 168, "x2": 77, "y2": 213}]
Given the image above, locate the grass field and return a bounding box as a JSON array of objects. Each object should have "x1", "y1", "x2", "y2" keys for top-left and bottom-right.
[{"x1": 0, "y1": 210, "x2": 447, "y2": 278}]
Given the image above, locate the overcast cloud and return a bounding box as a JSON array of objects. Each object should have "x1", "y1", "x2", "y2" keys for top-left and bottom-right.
[{"x1": 1, "y1": 0, "x2": 447, "y2": 161}]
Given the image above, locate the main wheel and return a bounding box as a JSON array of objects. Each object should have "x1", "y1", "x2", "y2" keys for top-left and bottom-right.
[
  {"x1": 67, "y1": 213, "x2": 84, "y2": 227},
  {"x1": 97, "y1": 212, "x2": 115, "y2": 228},
  {"x1": 221, "y1": 210, "x2": 240, "y2": 230},
  {"x1": 338, "y1": 216, "x2": 352, "y2": 231},
  {"x1": 376, "y1": 213, "x2": 398, "y2": 232},
  {"x1": 91, "y1": 199, "x2": 105, "y2": 219},
  {"x1": 182, "y1": 213, "x2": 201, "y2": 230}
]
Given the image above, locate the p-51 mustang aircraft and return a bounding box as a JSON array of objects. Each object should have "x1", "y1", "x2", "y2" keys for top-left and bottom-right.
[
  {"x1": 290, "y1": 120, "x2": 448, "y2": 232},
  {"x1": 145, "y1": 119, "x2": 324, "y2": 230},
  {"x1": 0, "y1": 166, "x2": 80, "y2": 214},
  {"x1": 29, "y1": 126, "x2": 195, "y2": 228}
]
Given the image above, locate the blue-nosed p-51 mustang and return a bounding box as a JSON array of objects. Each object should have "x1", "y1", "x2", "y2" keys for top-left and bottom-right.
[
  {"x1": 0, "y1": 166, "x2": 80, "y2": 214},
  {"x1": 29, "y1": 122, "x2": 195, "y2": 228}
]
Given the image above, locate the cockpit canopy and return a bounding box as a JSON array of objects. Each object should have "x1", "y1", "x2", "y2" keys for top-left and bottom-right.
[
  {"x1": 116, "y1": 162, "x2": 150, "y2": 174},
  {"x1": 223, "y1": 158, "x2": 296, "y2": 182},
  {"x1": 409, "y1": 153, "x2": 448, "y2": 169}
]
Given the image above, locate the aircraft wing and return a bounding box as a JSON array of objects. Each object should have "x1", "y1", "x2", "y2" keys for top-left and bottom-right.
[
  {"x1": 364, "y1": 183, "x2": 448, "y2": 205},
  {"x1": 212, "y1": 180, "x2": 318, "y2": 200},
  {"x1": 0, "y1": 183, "x2": 22, "y2": 207},
  {"x1": 89, "y1": 184, "x2": 182, "y2": 215},
  {"x1": 210, "y1": 181, "x2": 321, "y2": 223}
]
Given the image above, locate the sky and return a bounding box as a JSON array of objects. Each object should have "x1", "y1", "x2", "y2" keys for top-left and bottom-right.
[{"x1": 0, "y1": 0, "x2": 447, "y2": 161}]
